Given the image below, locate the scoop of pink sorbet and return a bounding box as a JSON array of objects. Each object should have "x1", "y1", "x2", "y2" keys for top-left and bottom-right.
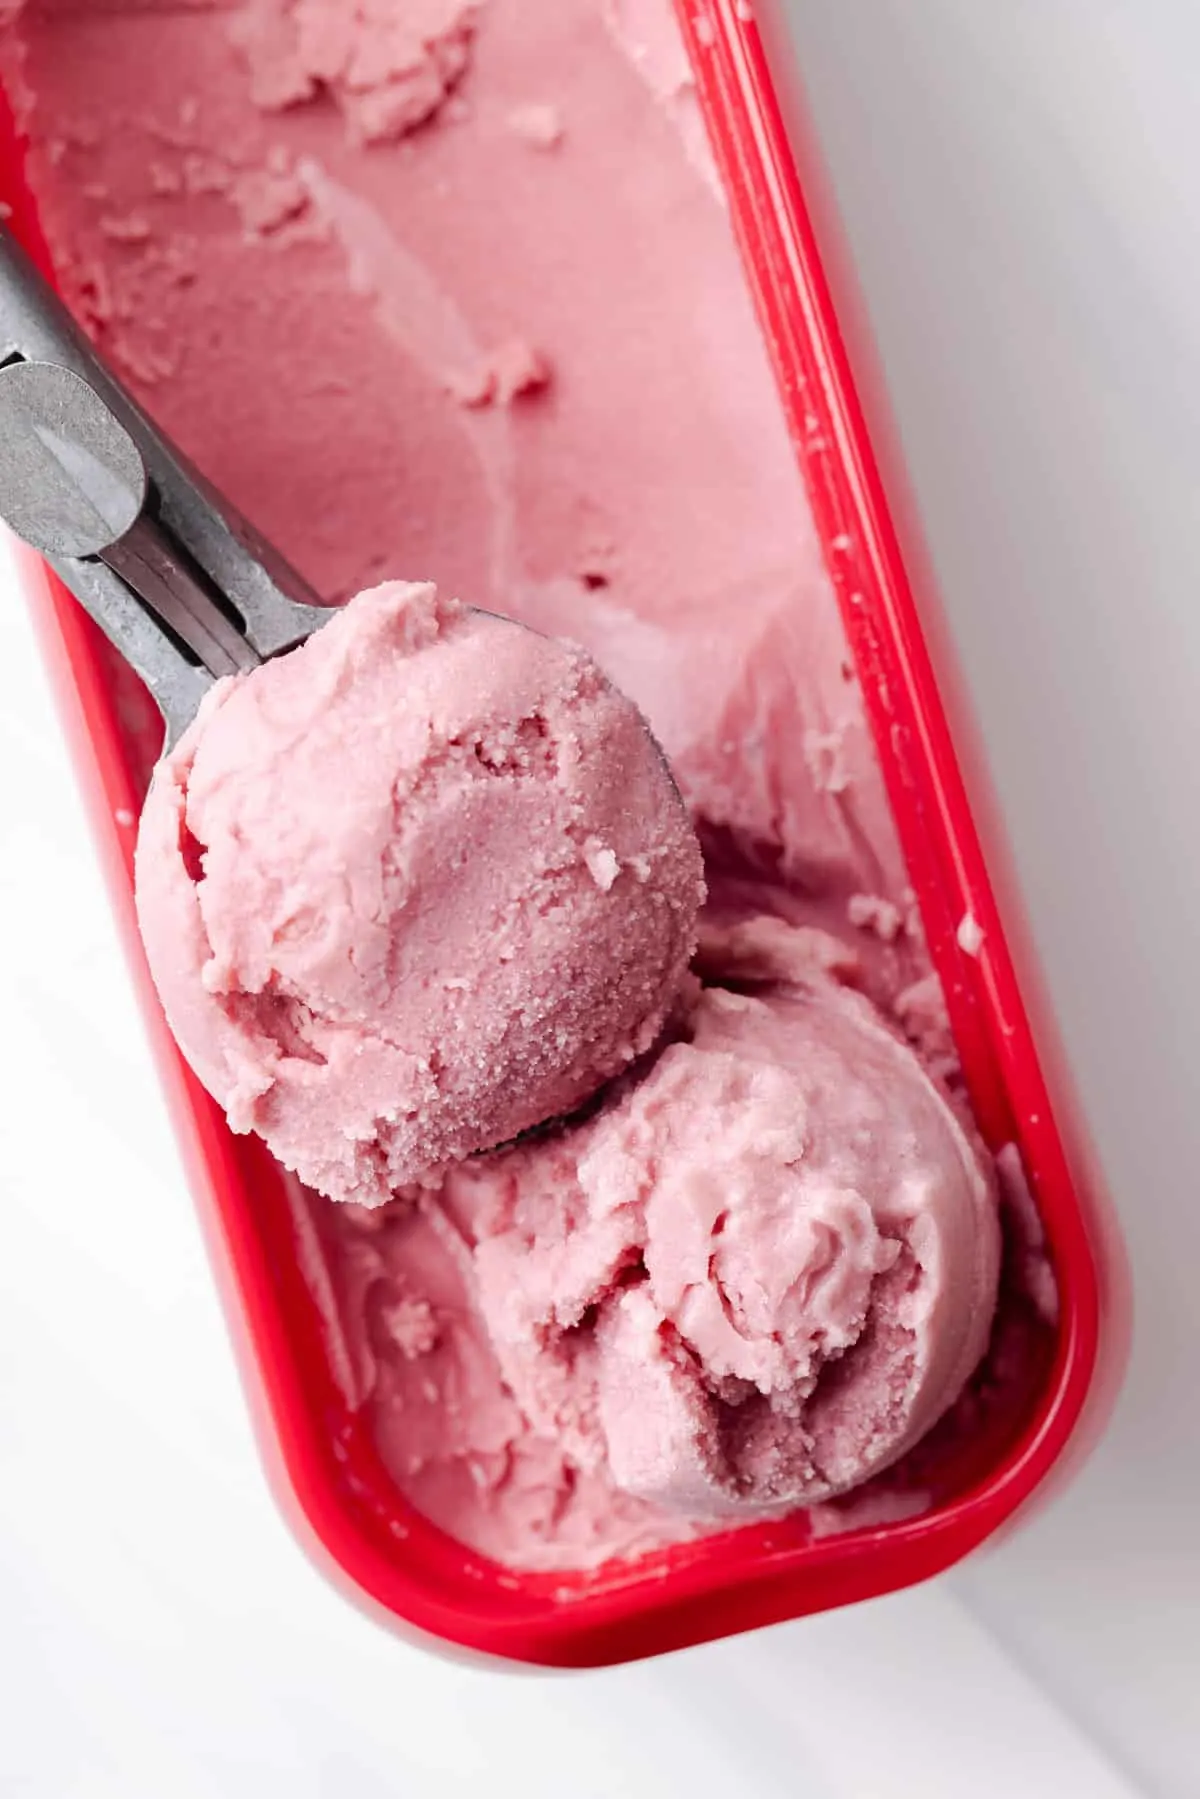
[
  {"x1": 134, "y1": 580, "x2": 704, "y2": 1205},
  {"x1": 462, "y1": 931, "x2": 1000, "y2": 1514}
]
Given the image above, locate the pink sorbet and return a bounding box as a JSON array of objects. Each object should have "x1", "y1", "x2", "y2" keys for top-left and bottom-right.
[
  {"x1": 463, "y1": 942, "x2": 1000, "y2": 1519},
  {"x1": 311, "y1": 921, "x2": 1001, "y2": 1571},
  {"x1": 134, "y1": 580, "x2": 704, "y2": 1205}
]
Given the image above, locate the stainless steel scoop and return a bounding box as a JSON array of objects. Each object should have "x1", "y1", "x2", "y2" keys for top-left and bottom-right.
[{"x1": 0, "y1": 228, "x2": 330, "y2": 746}]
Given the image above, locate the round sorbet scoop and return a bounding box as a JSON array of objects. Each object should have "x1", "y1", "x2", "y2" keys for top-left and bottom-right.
[
  {"x1": 135, "y1": 580, "x2": 705, "y2": 1205},
  {"x1": 464, "y1": 936, "x2": 1001, "y2": 1514}
]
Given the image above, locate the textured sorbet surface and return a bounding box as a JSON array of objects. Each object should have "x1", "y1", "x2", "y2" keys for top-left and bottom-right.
[
  {"x1": 3, "y1": 0, "x2": 1056, "y2": 1571},
  {"x1": 135, "y1": 581, "x2": 703, "y2": 1205}
]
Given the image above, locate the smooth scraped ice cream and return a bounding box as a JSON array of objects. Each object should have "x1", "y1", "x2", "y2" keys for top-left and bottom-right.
[
  {"x1": 135, "y1": 580, "x2": 703, "y2": 1204},
  {"x1": 2, "y1": 0, "x2": 1048, "y2": 1571}
]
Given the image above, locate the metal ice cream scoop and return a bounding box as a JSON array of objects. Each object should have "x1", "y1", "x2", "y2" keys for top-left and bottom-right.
[{"x1": 0, "y1": 227, "x2": 330, "y2": 746}]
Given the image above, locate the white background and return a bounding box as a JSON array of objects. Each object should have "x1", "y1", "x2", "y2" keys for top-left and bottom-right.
[{"x1": 2, "y1": 3, "x2": 1197, "y2": 1794}]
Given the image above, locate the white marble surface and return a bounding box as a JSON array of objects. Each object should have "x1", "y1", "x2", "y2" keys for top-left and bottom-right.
[{"x1": 2, "y1": 3, "x2": 1197, "y2": 1792}]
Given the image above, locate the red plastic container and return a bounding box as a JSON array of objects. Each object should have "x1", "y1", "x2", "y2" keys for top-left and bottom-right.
[{"x1": 2, "y1": 0, "x2": 1115, "y2": 1667}]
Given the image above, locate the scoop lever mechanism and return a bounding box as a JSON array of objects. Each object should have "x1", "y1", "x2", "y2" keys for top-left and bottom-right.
[{"x1": 0, "y1": 227, "x2": 329, "y2": 746}]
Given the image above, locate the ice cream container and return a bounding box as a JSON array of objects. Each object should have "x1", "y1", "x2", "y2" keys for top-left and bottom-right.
[{"x1": 0, "y1": 0, "x2": 1116, "y2": 1667}]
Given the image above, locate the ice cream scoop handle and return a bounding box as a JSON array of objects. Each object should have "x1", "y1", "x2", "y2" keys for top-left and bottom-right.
[{"x1": 0, "y1": 226, "x2": 329, "y2": 747}]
